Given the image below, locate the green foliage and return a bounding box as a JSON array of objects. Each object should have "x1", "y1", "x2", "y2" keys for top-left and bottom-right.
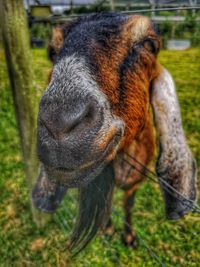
[
  {"x1": 0, "y1": 48, "x2": 200, "y2": 267},
  {"x1": 159, "y1": 15, "x2": 200, "y2": 47},
  {"x1": 30, "y1": 23, "x2": 52, "y2": 44},
  {"x1": 159, "y1": 20, "x2": 174, "y2": 45}
]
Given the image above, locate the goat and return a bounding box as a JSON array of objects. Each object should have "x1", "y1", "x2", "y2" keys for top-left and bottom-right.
[{"x1": 32, "y1": 13, "x2": 197, "y2": 253}]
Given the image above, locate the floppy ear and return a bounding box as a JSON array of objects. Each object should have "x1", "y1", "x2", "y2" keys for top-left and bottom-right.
[
  {"x1": 32, "y1": 164, "x2": 68, "y2": 213},
  {"x1": 48, "y1": 20, "x2": 79, "y2": 64},
  {"x1": 47, "y1": 20, "x2": 80, "y2": 83},
  {"x1": 151, "y1": 66, "x2": 197, "y2": 220}
]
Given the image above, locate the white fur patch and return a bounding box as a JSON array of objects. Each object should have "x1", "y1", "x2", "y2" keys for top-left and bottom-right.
[
  {"x1": 151, "y1": 67, "x2": 196, "y2": 197},
  {"x1": 151, "y1": 68, "x2": 185, "y2": 147},
  {"x1": 129, "y1": 15, "x2": 151, "y2": 43},
  {"x1": 46, "y1": 54, "x2": 108, "y2": 107}
]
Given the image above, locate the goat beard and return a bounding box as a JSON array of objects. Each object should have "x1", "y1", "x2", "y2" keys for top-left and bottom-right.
[{"x1": 67, "y1": 163, "x2": 115, "y2": 255}]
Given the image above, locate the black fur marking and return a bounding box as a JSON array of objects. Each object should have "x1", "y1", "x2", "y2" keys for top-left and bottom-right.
[
  {"x1": 152, "y1": 21, "x2": 160, "y2": 36},
  {"x1": 142, "y1": 39, "x2": 158, "y2": 54},
  {"x1": 57, "y1": 13, "x2": 128, "y2": 71},
  {"x1": 118, "y1": 46, "x2": 140, "y2": 106},
  {"x1": 48, "y1": 46, "x2": 57, "y2": 64}
]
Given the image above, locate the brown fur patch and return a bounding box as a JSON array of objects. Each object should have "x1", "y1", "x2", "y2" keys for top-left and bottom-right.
[
  {"x1": 95, "y1": 125, "x2": 119, "y2": 151},
  {"x1": 114, "y1": 111, "x2": 156, "y2": 189},
  {"x1": 51, "y1": 26, "x2": 64, "y2": 52},
  {"x1": 48, "y1": 25, "x2": 64, "y2": 63},
  {"x1": 91, "y1": 15, "x2": 161, "y2": 150}
]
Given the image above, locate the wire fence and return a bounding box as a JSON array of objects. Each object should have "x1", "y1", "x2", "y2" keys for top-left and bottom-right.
[
  {"x1": 29, "y1": 5, "x2": 200, "y2": 49},
  {"x1": 31, "y1": 6, "x2": 200, "y2": 23}
]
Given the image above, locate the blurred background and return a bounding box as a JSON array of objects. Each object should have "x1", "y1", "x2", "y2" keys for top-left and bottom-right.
[
  {"x1": 23, "y1": 0, "x2": 200, "y2": 48},
  {"x1": 0, "y1": 1, "x2": 200, "y2": 266}
]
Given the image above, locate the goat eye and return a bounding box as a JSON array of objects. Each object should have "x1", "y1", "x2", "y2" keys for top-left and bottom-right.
[{"x1": 143, "y1": 39, "x2": 157, "y2": 54}]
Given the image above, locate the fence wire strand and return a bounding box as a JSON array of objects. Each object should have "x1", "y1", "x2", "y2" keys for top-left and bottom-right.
[
  {"x1": 124, "y1": 153, "x2": 200, "y2": 213},
  {"x1": 32, "y1": 6, "x2": 200, "y2": 23},
  {"x1": 120, "y1": 6, "x2": 200, "y2": 14}
]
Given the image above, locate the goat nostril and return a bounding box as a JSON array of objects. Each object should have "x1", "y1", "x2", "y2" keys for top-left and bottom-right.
[
  {"x1": 65, "y1": 118, "x2": 79, "y2": 133},
  {"x1": 64, "y1": 102, "x2": 97, "y2": 133},
  {"x1": 39, "y1": 104, "x2": 96, "y2": 140},
  {"x1": 38, "y1": 117, "x2": 57, "y2": 139},
  {"x1": 84, "y1": 107, "x2": 95, "y2": 122}
]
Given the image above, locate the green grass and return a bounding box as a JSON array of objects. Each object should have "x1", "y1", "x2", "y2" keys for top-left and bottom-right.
[{"x1": 0, "y1": 48, "x2": 200, "y2": 267}]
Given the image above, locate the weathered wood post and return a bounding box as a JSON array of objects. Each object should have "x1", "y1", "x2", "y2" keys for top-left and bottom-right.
[
  {"x1": 109, "y1": 0, "x2": 115, "y2": 11},
  {"x1": 0, "y1": 0, "x2": 50, "y2": 226}
]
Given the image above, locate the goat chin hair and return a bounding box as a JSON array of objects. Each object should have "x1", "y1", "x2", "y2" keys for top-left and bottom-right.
[{"x1": 67, "y1": 163, "x2": 115, "y2": 255}]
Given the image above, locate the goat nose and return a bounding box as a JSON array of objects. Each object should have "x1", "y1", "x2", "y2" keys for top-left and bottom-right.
[
  {"x1": 40, "y1": 103, "x2": 93, "y2": 140},
  {"x1": 61, "y1": 106, "x2": 90, "y2": 132}
]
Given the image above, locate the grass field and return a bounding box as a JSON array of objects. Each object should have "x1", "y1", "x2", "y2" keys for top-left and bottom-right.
[{"x1": 0, "y1": 48, "x2": 200, "y2": 267}]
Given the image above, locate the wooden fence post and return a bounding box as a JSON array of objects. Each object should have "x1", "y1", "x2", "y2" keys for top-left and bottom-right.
[{"x1": 0, "y1": 0, "x2": 50, "y2": 226}]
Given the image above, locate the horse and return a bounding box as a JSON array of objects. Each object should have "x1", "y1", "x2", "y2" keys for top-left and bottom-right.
[{"x1": 32, "y1": 13, "x2": 197, "y2": 253}]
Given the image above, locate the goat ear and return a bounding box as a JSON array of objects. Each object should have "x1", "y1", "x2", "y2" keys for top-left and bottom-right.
[
  {"x1": 68, "y1": 163, "x2": 115, "y2": 255},
  {"x1": 151, "y1": 67, "x2": 197, "y2": 220},
  {"x1": 48, "y1": 25, "x2": 64, "y2": 64},
  {"x1": 48, "y1": 20, "x2": 78, "y2": 64}
]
